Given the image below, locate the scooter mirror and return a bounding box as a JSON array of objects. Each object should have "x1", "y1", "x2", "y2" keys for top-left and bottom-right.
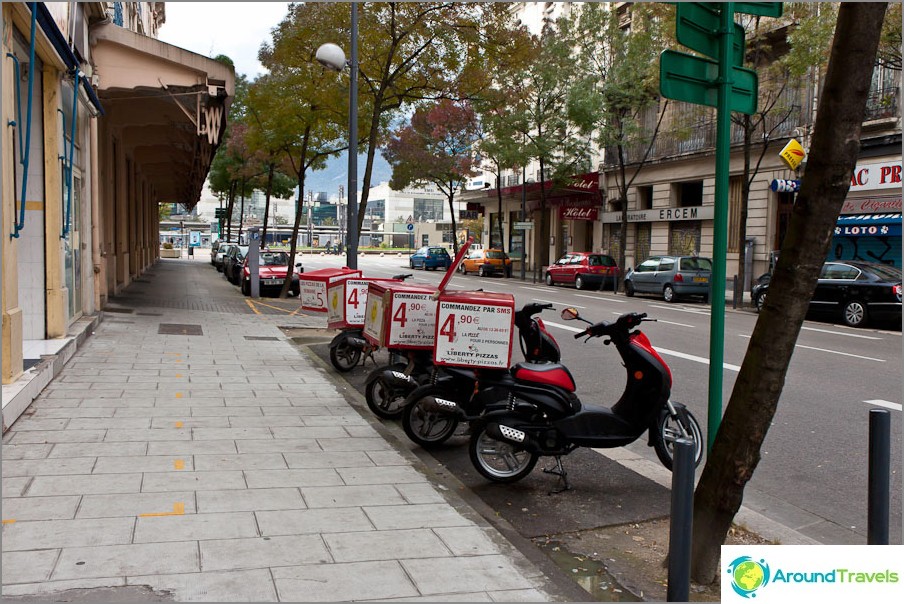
[{"x1": 561, "y1": 307, "x2": 580, "y2": 321}]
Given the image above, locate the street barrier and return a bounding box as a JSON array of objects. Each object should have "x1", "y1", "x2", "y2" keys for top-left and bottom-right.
[
  {"x1": 667, "y1": 438, "x2": 695, "y2": 602},
  {"x1": 868, "y1": 408, "x2": 890, "y2": 545}
]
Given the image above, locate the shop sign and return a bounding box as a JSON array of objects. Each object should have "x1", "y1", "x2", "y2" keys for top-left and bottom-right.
[
  {"x1": 560, "y1": 206, "x2": 599, "y2": 220},
  {"x1": 834, "y1": 223, "x2": 901, "y2": 237},
  {"x1": 841, "y1": 195, "x2": 902, "y2": 214},
  {"x1": 563, "y1": 172, "x2": 599, "y2": 193},
  {"x1": 849, "y1": 160, "x2": 902, "y2": 192},
  {"x1": 601, "y1": 205, "x2": 715, "y2": 223}
]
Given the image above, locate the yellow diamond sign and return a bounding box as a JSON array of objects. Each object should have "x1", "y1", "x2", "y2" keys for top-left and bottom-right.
[
  {"x1": 779, "y1": 139, "x2": 806, "y2": 171},
  {"x1": 330, "y1": 291, "x2": 339, "y2": 309}
]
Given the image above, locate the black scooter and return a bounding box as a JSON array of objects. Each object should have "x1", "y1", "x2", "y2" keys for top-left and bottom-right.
[
  {"x1": 400, "y1": 302, "x2": 561, "y2": 448},
  {"x1": 468, "y1": 309, "x2": 704, "y2": 491}
]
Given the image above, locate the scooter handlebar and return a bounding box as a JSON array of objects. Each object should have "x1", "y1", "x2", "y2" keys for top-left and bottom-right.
[
  {"x1": 392, "y1": 273, "x2": 414, "y2": 280},
  {"x1": 574, "y1": 312, "x2": 649, "y2": 340},
  {"x1": 514, "y1": 302, "x2": 554, "y2": 328}
]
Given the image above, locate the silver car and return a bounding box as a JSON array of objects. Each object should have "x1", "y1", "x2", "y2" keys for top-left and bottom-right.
[{"x1": 624, "y1": 255, "x2": 712, "y2": 303}]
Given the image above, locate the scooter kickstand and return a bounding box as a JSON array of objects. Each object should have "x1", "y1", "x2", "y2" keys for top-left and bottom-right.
[{"x1": 543, "y1": 456, "x2": 571, "y2": 494}]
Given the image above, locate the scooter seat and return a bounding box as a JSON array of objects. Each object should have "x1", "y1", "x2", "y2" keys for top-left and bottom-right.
[{"x1": 512, "y1": 362, "x2": 576, "y2": 393}]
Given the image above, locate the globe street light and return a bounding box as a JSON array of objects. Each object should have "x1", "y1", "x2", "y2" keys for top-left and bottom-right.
[{"x1": 316, "y1": 5, "x2": 359, "y2": 269}]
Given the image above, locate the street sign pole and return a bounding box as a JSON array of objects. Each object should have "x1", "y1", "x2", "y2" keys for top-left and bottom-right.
[{"x1": 707, "y1": 2, "x2": 735, "y2": 451}]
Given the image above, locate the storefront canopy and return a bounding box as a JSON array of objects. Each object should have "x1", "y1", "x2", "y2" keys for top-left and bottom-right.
[
  {"x1": 835, "y1": 213, "x2": 901, "y2": 237},
  {"x1": 90, "y1": 23, "x2": 234, "y2": 208}
]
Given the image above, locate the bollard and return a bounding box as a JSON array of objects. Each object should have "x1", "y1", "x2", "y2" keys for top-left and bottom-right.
[
  {"x1": 868, "y1": 408, "x2": 890, "y2": 545},
  {"x1": 667, "y1": 438, "x2": 695, "y2": 602}
]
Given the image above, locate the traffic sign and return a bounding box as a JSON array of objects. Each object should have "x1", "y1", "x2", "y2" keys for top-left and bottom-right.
[
  {"x1": 513, "y1": 222, "x2": 534, "y2": 230},
  {"x1": 676, "y1": 3, "x2": 745, "y2": 65},
  {"x1": 406, "y1": 215, "x2": 413, "y2": 224},
  {"x1": 660, "y1": 50, "x2": 758, "y2": 115},
  {"x1": 406, "y1": 223, "x2": 414, "y2": 232},
  {"x1": 733, "y1": 2, "x2": 783, "y2": 17}
]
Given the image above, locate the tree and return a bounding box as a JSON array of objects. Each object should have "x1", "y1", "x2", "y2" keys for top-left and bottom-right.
[
  {"x1": 384, "y1": 100, "x2": 479, "y2": 255},
  {"x1": 689, "y1": 3, "x2": 888, "y2": 584},
  {"x1": 208, "y1": 70, "x2": 252, "y2": 241},
  {"x1": 563, "y1": 3, "x2": 671, "y2": 287}
]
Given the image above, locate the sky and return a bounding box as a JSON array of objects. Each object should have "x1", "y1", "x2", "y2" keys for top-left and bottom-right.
[{"x1": 157, "y1": 2, "x2": 292, "y2": 79}]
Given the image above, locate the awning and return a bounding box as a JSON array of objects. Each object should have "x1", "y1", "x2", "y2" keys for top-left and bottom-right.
[
  {"x1": 91, "y1": 24, "x2": 234, "y2": 208},
  {"x1": 835, "y1": 213, "x2": 901, "y2": 237}
]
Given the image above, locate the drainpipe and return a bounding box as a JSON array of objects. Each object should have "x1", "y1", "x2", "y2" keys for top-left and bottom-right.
[{"x1": 90, "y1": 111, "x2": 103, "y2": 311}]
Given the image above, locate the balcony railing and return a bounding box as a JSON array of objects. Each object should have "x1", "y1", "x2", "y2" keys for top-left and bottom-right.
[{"x1": 864, "y1": 86, "x2": 900, "y2": 122}]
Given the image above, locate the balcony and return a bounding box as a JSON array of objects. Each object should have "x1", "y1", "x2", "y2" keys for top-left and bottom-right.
[{"x1": 863, "y1": 86, "x2": 899, "y2": 123}]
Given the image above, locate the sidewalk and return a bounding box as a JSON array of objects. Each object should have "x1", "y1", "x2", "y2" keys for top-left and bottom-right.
[{"x1": 1, "y1": 258, "x2": 569, "y2": 602}]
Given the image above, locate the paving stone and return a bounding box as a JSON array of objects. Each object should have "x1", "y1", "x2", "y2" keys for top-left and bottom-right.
[
  {"x1": 433, "y1": 527, "x2": 505, "y2": 557},
  {"x1": 193, "y1": 453, "x2": 287, "y2": 471},
  {"x1": 66, "y1": 417, "x2": 151, "y2": 430},
  {"x1": 396, "y1": 483, "x2": 449, "y2": 505},
  {"x1": 401, "y1": 555, "x2": 536, "y2": 595},
  {"x1": 134, "y1": 511, "x2": 257, "y2": 543},
  {"x1": 260, "y1": 406, "x2": 330, "y2": 415},
  {"x1": 244, "y1": 469, "x2": 342, "y2": 489},
  {"x1": 128, "y1": 568, "x2": 278, "y2": 602},
  {"x1": 283, "y1": 451, "x2": 374, "y2": 469},
  {"x1": 317, "y1": 438, "x2": 392, "y2": 452},
  {"x1": 324, "y1": 528, "x2": 451, "y2": 563},
  {"x1": 378, "y1": 593, "x2": 494, "y2": 602},
  {"x1": 227, "y1": 397, "x2": 292, "y2": 407},
  {"x1": 1, "y1": 517, "x2": 134, "y2": 550},
  {"x1": 256, "y1": 508, "x2": 374, "y2": 536},
  {"x1": 192, "y1": 427, "x2": 274, "y2": 440},
  {"x1": 47, "y1": 442, "x2": 148, "y2": 458},
  {"x1": 364, "y1": 504, "x2": 473, "y2": 530},
  {"x1": 111, "y1": 407, "x2": 174, "y2": 417},
  {"x1": 0, "y1": 496, "x2": 80, "y2": 521},
  {"x1": 270, "y1": 427, "x2": 349, "y2": 439},
  {"x1": 272, "y1": 561, "x2": 417, "y2": 602},
  {"x1": 7, "y1": 418, "x2": 70, "y2": 431},
  {"x1": 52, "y1": 541, "x2": 200, "y2": 580},
  {"x1": 336, "y1": 466, "x2": 428, "y2": 486},
  {"x1": 187, "y1": 406, "x2": 262, "y2": 417},
  {"x1": 80, "y1": 397, "x2": 156, "y2": 406},
  {"x1": 301, "y1": 415, "x2": 369, "y2": 426},
  {"x1": 368, "y1": 450, "x2": 412, "y2": 466},
  {"x1": 225, "y1": 415, "x2": 305, "y2": 427},
  {"x1": 8, "y1": 430, "x2": 106, "y2": 444},
  {"x1": 77, "y1": 492, "x2": 197, "y2": 518},
  {"x1": 200, "y1": 535, "x2": 330, "y2": 571},
  {"x1": 141, "y1": 471, "x2": 246, "y2": 492},
  {"x1": 33, "y1": 408, "x2": 117, "y2": 419},
  {"x1": 145, "y1": 440, "x2": 238, "y2": 455},
  {"x1": 104, "y1": 429, "x2": 191, "y2": 442},
  {"x1": 301, "y1": 485, "x2": 407, "y2": 508},
  {"x1": 0, "y1": 444, "x2": 54, "y2": 460},
  {"x1": 2, "y1": 477, "x2": 32, "y2": 497},
  {"x1": 2, "y1": 549, "x2": 59, "y2": 584},
  {"x1": 149, "y1": 416, "x2": 231, "y2": 429},
  {"x1": 234, "y1": 439, "x2": 320, "y2": 454},
  {"x1": 26, "y1": 473, "x2": 143, "y2": 496},
  {"x1": 2, "y1": 457, "x2": 95, "y2": 478},
  {"x1": 196, "y1": 488, "x2": 305, "y2": 513},
  {"x1": 343, "y1": 425, "x2": 382, "y2": 438},
  {"x1": 92, "y1": 455, "x2": 194, "y2": 474}
]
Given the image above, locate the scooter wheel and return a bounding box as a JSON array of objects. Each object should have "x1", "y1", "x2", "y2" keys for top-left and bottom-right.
[
  {"x1": 329, "y1": 339, "x2": 363, "y2": 372},
  {"x1": 364, "y1": 364, "x2": 411, "y2": 420},
  {"x1": 402, "y1": 385, "x2": 460, "y2": 449},
  {"x1": 468, "y1": 424, "x2": 538, "y2": 483},
  {"x1": 652, "y1": 406, "x2": 705, "y2": 471}
]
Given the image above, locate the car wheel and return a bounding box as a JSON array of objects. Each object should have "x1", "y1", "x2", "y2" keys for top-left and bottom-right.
[
  {"x1": 505, "y1": 266, "x2": 512, "y2": 278},
  {"x1": 702, "y1": 293, "x2": 710, "y2": 304},
  {"x1": 575, "y1": 275, "x2": 585, "y2": 290},
  {"x1": 663, "y1": 284, "x2": 676, "y2": 303},
  {"x1": 459, "y1": 264, "x2": 466, "y2": 274},
  {"x1": 241, "y1": 279, "x2": 250, "y2": 296},
  {"x1": 842, "y1": 300, "x2": 868, "y2": 327},
  {"x1": 478, "y1": 265, "x2": 486, "y2": 278},
  {"x1": 409, "y1": 260, "x2": 415, "y2": 269},
  {"x1": 625, "y1": 280, "x2": 635, "y2": 297},
  {"x1": 545, "y1": 273, "x2": 554, "y2": 286},
  {"x1": 754, "y1": 291, "x2": 766, "y2": 312}
]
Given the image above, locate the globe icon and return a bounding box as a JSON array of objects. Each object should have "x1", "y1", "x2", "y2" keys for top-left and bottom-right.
[{"x1": 733, "y1": 560, "x2": 765, "y2": 593}]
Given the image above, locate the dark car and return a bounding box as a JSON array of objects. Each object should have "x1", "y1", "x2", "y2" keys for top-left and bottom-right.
[
  {"x1": 545, "y1": 252, "x2": 619, "y2": 290},
  {"x1": 240, "y1": 250, "x2": 302, "y2": 297},
  {"x1": 752, "y1": 261, "x2": 902, "y2": 327},
  {"x1": 409, "y1": 246, "x2": 452, "y2": 270},
  {"x1": 624, "y1": 255, "x2": 712, "y2": 302},
  {"x1": 223, "y1": 245, "x2": 249, "y2": 285}
]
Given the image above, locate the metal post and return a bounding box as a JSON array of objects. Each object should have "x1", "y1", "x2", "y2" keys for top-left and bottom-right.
[
  {"x1": 346, "y1": 2, "x2": 359, "y2": 269},
  {"x1": 520, "y1": 165, "x2": 526, "y2": 281},
  {"x1": 247, "y1": 227, "x2": 260, "y2": 298},
  {"x1": 868, "y1": 408, "x2": 890, "y2": 545},
  {"x1": 706, "y1": 3, "x2": 735, "y2": 452},
  {"x1": 667, "y1": 438, "x2": 694, "y2": 603}
]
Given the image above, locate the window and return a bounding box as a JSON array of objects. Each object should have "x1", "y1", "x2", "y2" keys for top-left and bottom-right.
[
  {"x1": 589, "y1": 255, "x2": 616, "y2": 267},
  {"x1": 680, "y1": 257, "x2": 711, "y2": 271},
  {"x1": 414, "y1": 198, "x2": 444, "y2": 221},
  {"x1": 821, "y1": 264, "x2": 859, "y2": 280},
  {"x1": 637, "y1": 186, "x2": 653, "y2": 210},
  {"x1": 658, "y1": 258, "x2": 676, "y2": 272},
  {"x1": 636, "y1": 257, "x2": 660, "y2": 273}
]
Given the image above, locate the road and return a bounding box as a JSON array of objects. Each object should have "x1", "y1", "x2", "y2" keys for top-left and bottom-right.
[{"x1": 294, "y1": 252, "x2": 902, "y2": 544}]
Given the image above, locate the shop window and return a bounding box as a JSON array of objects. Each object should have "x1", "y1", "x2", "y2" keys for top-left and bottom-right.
[
  {"x1": 669, "y1": 222, "x2": 701, "y2": 255},
  {"x1": 774, "y1": 192, "x2": 794, "y2": 250},
  {"x1": 636, "y1": 222, "x2": 651, "y2": 261}
]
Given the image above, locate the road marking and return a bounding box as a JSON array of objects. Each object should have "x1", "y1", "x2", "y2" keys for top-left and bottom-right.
[
  {"x1": 738, "y1": 335, "x2": 886, "y2": 362},
  {"x1": 173, "y1": 459, "x2": 185, "y2": 470},
  {"x1": 544, "y1": 321, "x2": 741, "y2": 370},
  {"x1": 252, "y1": 300, "x2": 295, "y2": 314},
  {"x1": 139, "y1": 502, "x2": 186, "y2": 518},
  {"x1": 2, "y1": 519, "x2": 15, "y2": 525},
  {"x1": 532, "y1": 299, "x2": 585, "y2": 309},
  {"x1": 649, "y1": 304, "x2": 711, "y2": 316},
  {"x1": 519, "y1": 286, "x2": 552, "y2": 293},
  {"x1": 245, "y1": 299, "x2": 261, "y2": 315},
  {"x1": 800, "y1": 326, "x2": 881, "y2": 340},
  {"x1": 656, "y1": 320, "x2": 695, "y2": 328},
  {"x1": 175, "y1": 393, "x2": 183, "y2": 399},
  {"x1": 174, "y1": 421, "x2": 183, "y2": 428},
  {"x1": 575, "y1": 294, "x2": 628, "y2": 304},
  {"x1": 175, "y1": 374, "x2": 183, "y2": 378},
  {"x1": 864, "y1": 399, "x2": 902, "y2": 412}
]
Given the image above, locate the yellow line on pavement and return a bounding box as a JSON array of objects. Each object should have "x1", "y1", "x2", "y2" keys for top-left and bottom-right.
[
  {"x1": 250, "y1": 300, "x2": 295, "y2": 314},
  {"x1": 245, "y1": 299, "x2": 261, "y2": 315},
  {"x1": 139, "y1": 502, "x2": 185, "y2": 518},
  {"x1": 2, "y1": 519, "x2": 15, "y2": 524},
  {"x1": 174, "y1": 421, "x2": 183, "y2": 428},
  {"x1": 174, "y1": 459, "x2": 185, "y2": 470},
  {"x1": 175, "y1": 392, "x2": 183, "y2": 399}
]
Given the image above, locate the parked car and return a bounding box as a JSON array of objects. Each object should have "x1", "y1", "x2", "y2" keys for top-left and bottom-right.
[
  {"x1": 752, "y1": 261, "x2": 902, "y2": 327},
  {"x1": 624, "y1": 255, "x2": 712, "y2": 303},
  {"x1": 223, "y1": 245, "x2": 249, "y2": 284},
  {"x1": 545, "y1": 252, "x2": 619, "y2": 290},
  {"x1": 213, "y1": 241, "x2": 234, "y2": 272},
  {"x1": 240, "y1": 250, "x2": 302, "y2": 297},
  {"x1": 409, "y1": 246, "x2": 452, "y2": 270},
  {"x1": 459, "y1": 249, "x2": 512, "y2": 277}
]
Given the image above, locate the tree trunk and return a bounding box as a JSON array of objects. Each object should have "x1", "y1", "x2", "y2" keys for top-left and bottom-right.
[
  {"x1": 690, "y1": 2, "x2": 887, "y2": 584},
  {"x1": 262, "y1": 163, "x2": 274, "y2": 245},
  {"x1": 738, "y1": 115, "x2": 753, "y2": 305},
  {"x1": 356, "y1": 92, "x2": 385, "y2": 234},
  {"x1": 226, "y1": 180, "x2": 237, "y2": 241},
  {"x1": 237, "y1": 178, "x2": 246, "y2": 244},
  {"x1": 497, "y1": 172, "x2": 506, "y2": 274},
  {"x1": 448, "y1": 183, "x2": 459, "y2": 255},
  {"x1": 282, "y1": 173, "x2": 305, "y2": 299},
  {"x1": 535, "y1": 158, "x2": 550, "y2": 278}
]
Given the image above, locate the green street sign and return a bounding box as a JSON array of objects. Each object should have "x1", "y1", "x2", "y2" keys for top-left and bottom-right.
[
  {"x1": 660, "y1": 49, "x2": 758, "y2": 115},
  {"x1": 676, "y1": 2, "x2": 746, "y2": 65},
  {"x1": 733, "y1": 2, "x2": 783, "y2": 18}
]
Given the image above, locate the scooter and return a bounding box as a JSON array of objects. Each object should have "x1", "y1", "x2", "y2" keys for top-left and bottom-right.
[
  {"x1": 400, "y1": 302, "x2": 561, "y2": 448},
  {"x1": 467, "y1": 309, "x2": 704, "y2": 491},
  {"x1": 328, "y1": 273, "x2": 413, "y2": 372}
]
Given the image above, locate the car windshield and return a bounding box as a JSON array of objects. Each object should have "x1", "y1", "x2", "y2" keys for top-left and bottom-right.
[
  {"x1": 261, "y1": 252, "x2": 289, "y2": 266},
  {"x1": 680, "y1": 257, "x2": 712, "y2": 271},
  {"x1": 486, "y1": 251, "x2": 505, "y2": 259},
  {"x1": 429, "y1": 248, "x2": 449, "y2": 256},
  {"x1": 588, "y1": 255, "x2": 614, "y2": 267},
  {"x1": 864, "y1": 264, "x2": 902, "y2": 281}
]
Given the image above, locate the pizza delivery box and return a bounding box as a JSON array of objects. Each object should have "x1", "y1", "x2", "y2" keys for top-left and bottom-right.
[
  {"x1": 327, "y1": 277, "x2": 406, "y2": 330},
  {"x1": 362, "y1": 282, "x2": 440, "y2": 350},
  {"x1": 299, "y1": 267, "x2": 362, "y2": 313},
  {"x1": 433, "y1": 290, "x2": 516, "y2": 369}
]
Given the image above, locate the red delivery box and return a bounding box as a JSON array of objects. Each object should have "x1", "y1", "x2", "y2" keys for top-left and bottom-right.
[
  {"x1": 362, "y1": 282, "x2": 439, "y2": 350},
  {"x1": 299, "y1": 268, "x2": 362, "y2": 313},
  {"x1": 327, "y1": 277, "x2": 404, "y2": 330},
  {"x1": 433, "y1": 291, "x2": 515, "y2": 369}
]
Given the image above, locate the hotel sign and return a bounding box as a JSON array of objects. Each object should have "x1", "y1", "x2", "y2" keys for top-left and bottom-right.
[{"x1": 601, "y1": 206, "x2": 715, "y2": 223}]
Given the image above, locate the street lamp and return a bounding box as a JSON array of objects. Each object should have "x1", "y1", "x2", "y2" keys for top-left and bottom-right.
[{"x1": 316, "y1": 4, "x2": 359, "y2": 269}]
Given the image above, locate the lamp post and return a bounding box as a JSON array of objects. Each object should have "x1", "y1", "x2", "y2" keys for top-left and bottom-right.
[{"x1": 316, "y1": 4, "x2": 359, "y2": 269}]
